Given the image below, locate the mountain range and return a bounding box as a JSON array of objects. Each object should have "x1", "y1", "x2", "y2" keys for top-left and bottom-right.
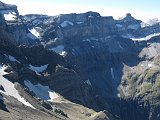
[{"x1": 0, "y1": 1, "x2": 160, "y2": 120}]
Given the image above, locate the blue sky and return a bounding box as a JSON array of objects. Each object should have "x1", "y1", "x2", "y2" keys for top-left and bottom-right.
[{"x1": 1, "y1": 0, "x2": 160, "y2": 22}]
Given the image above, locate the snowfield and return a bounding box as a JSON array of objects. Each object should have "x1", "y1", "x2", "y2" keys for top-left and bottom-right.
[
  {"x1": 0, "y1": 65, "x2": 35, "y2": 109},
  {"x1": 0, "y1": 10, "x2": 17, "y2": 21},
  {"x1": 27, "y1": 27, "x2": 40, "y2": 39},
  {"x1": 24, "y1": 80, "x2": 59, "y2": 101},
  {"x1": 50, "y1": 45, "x2": 67, "y2": 56},
  {"x1": 29, "y1": 28, "x2": 40, "y2": 38},
  {"x1": 29, "y1": 64, "x2": 48, "y2": 74},
  {"x1": 122, "y1": 32, "x2": 160, "y2": 41},
  {"x1": 132, "y1": 32, "x2": 160, "y2": 41}
]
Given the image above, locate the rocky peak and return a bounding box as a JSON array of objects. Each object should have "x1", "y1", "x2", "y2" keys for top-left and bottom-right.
[
  {"x1": 115, "y1": 13, "x2": 142, "y2": 33},
  {"x1": 0, "y1": 1, "x2": 19, "y2": 22},
  {"x1": 126, "y1": 13, "x2": 132, "y2": 17},
  {"x1": 119, "y1": 13, "x2": 134, "y2": 21},
  {"x1": 118, "y1": 13, "x2": 141, "y2": 27}
]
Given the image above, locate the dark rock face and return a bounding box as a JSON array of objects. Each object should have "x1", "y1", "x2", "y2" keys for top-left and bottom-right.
[
  {"x1": 0, "y1": 1, "x2": 40, "y2": 46},
  {"x1": 0, "y1": 19, "x2": 108, "y2": 119},
  {"x1": 0, "y1": 14, "x2": 5, "y2": 28},
  {"x1": 58, "y1": 12, "x2": 116, "y2": 39},
  {"x1": 22, "y1": 12, "x2": 160, "y2": 119},
  {"x1": 0, "y1": 85, "x2": 4, "y2": 92},
  {"x1": 1, "y1": 1, "x2": 160, "y2": 120},
  {"x1": 48, "y1": 65, "x2": 86, "y2": 104},
  {"x1": 0, "y1": 94, "x2": 9, "y2": 112}
]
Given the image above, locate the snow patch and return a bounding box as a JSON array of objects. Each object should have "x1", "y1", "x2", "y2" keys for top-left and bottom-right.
[
  {"x1": 60, "y1": 21, "x2": 74, "y2": 28},
  {"x1": 29, "y1": 64, "x2": 48, "y2": 74},
  {"x1": 29, "y1": 28, "x2": 40, "y2": 38},
  {"x1": 111, "y1": 68, "x2": 115, "y2": 80},
  {"x1": 85, "y1": 80, "x2": 92, "y2": 86},
  {"x1": 0, "y1": 10, "x2": 17, "y2": 21},
  {"x1": 132, "y1": 33, "x2": 160, "y2": 41},
  {"x1": 24, "y1": 80, "x2": 59, "y2": 101},
  {"x1": 148, "y1": 63, "x2": 152, "y2": 67},
  {"x1": 0, "y1": 65, "x2": 35, "y2": 109},
  {"x1": 60, "y1": 51, "x2": 67, "y2": 56},
  {"x1": 122, "y1": 32, "x2": 160, "y2": 41},
  {"x1": 50, "y1": 45, "x2": 67, "y2": 56}
]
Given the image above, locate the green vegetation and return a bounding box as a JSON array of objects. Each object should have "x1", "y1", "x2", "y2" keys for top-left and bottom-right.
[
  {"x1": 141, "y1": 82, "x2": 152, "y2": 93},
  {"x1": 156, "y1": 76, "x2": 160, "y2": 88},
  {"x1": 154, "y1": 55, "x2": 160, "y2": 66}
]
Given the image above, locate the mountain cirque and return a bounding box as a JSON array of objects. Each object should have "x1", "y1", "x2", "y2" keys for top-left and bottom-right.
[{"x1": 0, "y1": 1, "x2": 160, "y2": 120}]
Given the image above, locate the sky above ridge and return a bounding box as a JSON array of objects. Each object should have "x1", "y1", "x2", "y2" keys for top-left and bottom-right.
[{"x1": 1, "y1": 0, "x2": 159, "y2": 22}]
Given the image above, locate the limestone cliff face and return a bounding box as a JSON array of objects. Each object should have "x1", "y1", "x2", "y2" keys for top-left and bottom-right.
[
  {"x1": 0, "y1": 1, "x2": 40, "y2": 46},
  {"x1": 1, "y1": 1, "x2": 160, "y2": 119},
  {"x1": 0, "y1": 24, "x2": 109, "y2": 119},
  {"x1": 57, "y1": 12, "x2": 116, "y2": 39}
]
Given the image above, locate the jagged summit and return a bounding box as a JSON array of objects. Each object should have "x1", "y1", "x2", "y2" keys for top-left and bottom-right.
[{"x1": 119, "y1": 13, "x2": 140, "y2": 22}]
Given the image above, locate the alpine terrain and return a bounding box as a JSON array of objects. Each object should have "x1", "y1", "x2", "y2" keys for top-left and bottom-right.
[{"x1": 0, "y1": 1, "x2": 160, "y2": 120}]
